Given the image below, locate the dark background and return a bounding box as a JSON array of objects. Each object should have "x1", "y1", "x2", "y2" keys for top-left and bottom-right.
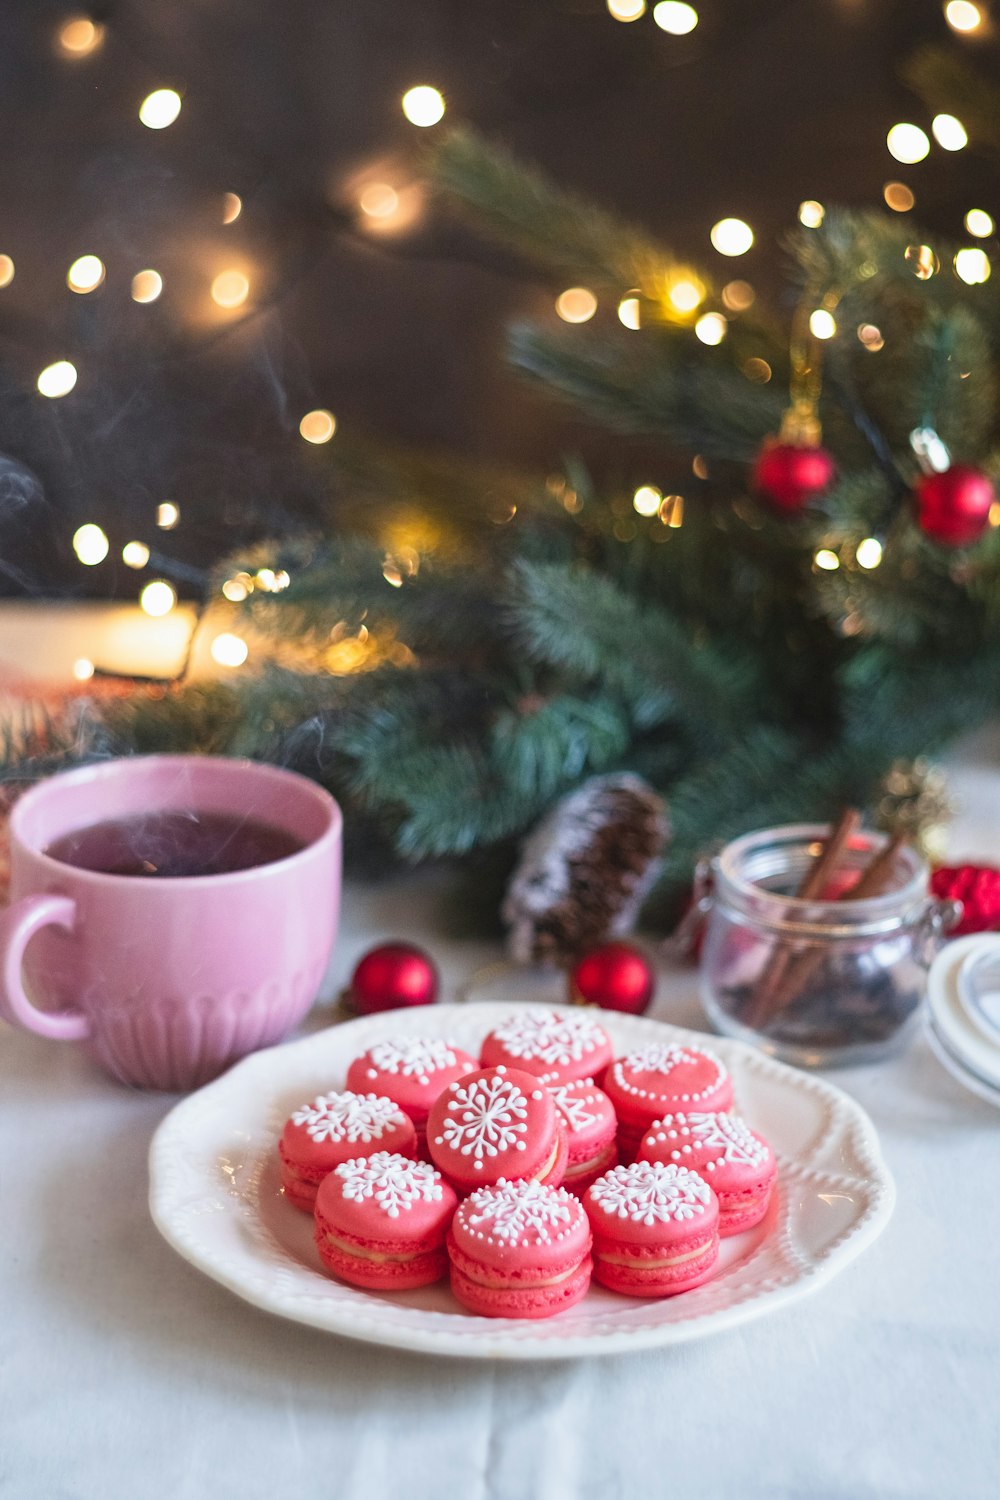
[{"x1": 0, "y1": 0, "x2": 994, "y2": 597}]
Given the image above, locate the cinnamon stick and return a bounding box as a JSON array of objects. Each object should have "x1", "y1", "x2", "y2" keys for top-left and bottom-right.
[
  {"x1": 754, "y1": 833, "x2": 908, "y2": 1027},
  {"x1": 743, "y1": 809, "x2": 861, "y2": 1027}
]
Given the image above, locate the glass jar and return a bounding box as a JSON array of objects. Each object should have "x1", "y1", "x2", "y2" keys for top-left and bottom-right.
[{"x1": 697, "y1": 823, "x2": 961, "y2": 1067}]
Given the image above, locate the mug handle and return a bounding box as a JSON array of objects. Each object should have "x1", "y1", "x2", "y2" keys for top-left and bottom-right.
[{"x1": 0, "y1": 894, "x2": 91, "y2": 1041}]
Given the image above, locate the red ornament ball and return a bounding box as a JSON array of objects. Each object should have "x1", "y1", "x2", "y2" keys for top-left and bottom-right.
[
  {"x1": 348, "y1": 942, "x2": 439, "y2": 1015},
  {"x1": 915, "y1": 464, "x2": 996, "y2": 548},
  {"x1": 930, "y1": 865, "x2": 1000, "y2": 937},
  {"x1": 752, "y1": 441, "x2": 836, "y2": 513},
  {"x1": 569, "y1": 941, "x2": 656, "y2": 1016}
]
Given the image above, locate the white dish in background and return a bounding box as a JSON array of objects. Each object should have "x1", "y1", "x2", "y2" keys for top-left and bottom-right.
[
  {"x1": 149, "y1": 1001, "x2": 895, "y2": 1360},
  {"x1": 927, "y1": 935, "x2": 1000, "y2": 1109}
]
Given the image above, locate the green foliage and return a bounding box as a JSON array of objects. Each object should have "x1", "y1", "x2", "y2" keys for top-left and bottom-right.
[{"x1": 8, "y1": 123, "x2": 1000, "y2": 933}]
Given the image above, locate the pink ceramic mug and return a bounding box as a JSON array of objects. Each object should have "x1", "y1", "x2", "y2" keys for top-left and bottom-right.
[{"x1": 0, "y1": 755, "x2": 342, "y2": 1090}]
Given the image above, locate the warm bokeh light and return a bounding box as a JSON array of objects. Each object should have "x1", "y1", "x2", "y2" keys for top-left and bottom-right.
[
  {"x1": 814, "y1": 549, "x2": 840, "y2": 571},
  {"x1": 72, "y1": 524, "x2": 109, "y2": 566},
  {"x1": 299, "y1": 409, "x2": 337, "y2": 443},
  {"x1": 37, "y1": 361, "x2": 77, "y2": 398},
  {"x1": 210, "y1": 633, "x2": 249, "y2": 668},
  {"x1": 617, "y1": 294, "x2": 641, "y2": 329},
  {"x1": 139, "y1": 89, "x2": 182, "y2": 130},
  {"x1": 131, "y1": 269, "x2": 163, "y2": 303},
  {"x1": 884, "y1": 182, "x2": 915, "y2": 212},
  {"x1": 211, "y1": 270, "x2": 250, "y2": 308},
  {"x1": 965, "y1": 209, "x2": 994, "y2": 238},
  {"x1": 652, "y1": 2, "x2": 698, "y2": 32},
  {"x1": 905, "y1": 244, "x2": 939, "y2": 280},
  {"x1": 809, "y1": 309, "x2": 837, "y2": 339},
  {"x1": 695, "y1": 312, "x2": 727, "y2": 345},
  {"x1": 140, "y1": 580, "x2": 177, "y2": 617},
  {"x1": 798, "y1": 201, "x2": 825, "y2": 228},
  {"x1": 659, "y1": 494, "x2": 684, "y2": 528},
  {"x1": 633, "y1": 485, "x2": 662, "y2": 516},
  {"x1": 157, "y1": 502, "x2": 180, "y2": 529},
  {"x1": 359, "y1": 183, "x2": 399, "y2": 219},
  {"x1": 122, "y1": 541, "x2": 150, "y2": 569},
  {"x1": 222, "y1": 575, "x2": 252, "y2": 602},
  {"x1": 710, "y1": 218, "x2": 754, "y2": 256},
  {"x1": 57, "y1": 17, "x2": 104, "y2": 56},
  {"x1": 222, "y1": 192, "x2": 242, "y2": 224},
  {"x1": 254, "y1": 567, "x2": 291, "y2": 592},
  {"x1": 932, "y1": 113, "x2": 968, "y2": 151},
  {"x1": 73, "y1": 657, "x2": 96, "y2": 682},
  {"x1": 857, "y1": 323, "x2": 885, "y2": 351},
  {"x1": 944, "y1": 2, "x2": 983, "y2": 33},
  {"x1": 856, "y1": 538, "x2": 884, "y2": 569},
  {"x1": 742, "y1": 357, "x2": 772, "y2": 383},
  {"x1": 401, "y1": 86, "x2": 445, "y2": 127},
  {"x1": 67, "y1": 254, "x2": 105, "y2": 293},
  {"x1": 721, "y1": 279, "x2": 755, "y2": 311},
  {"x1": 607, "y1": 0, "x2": 646, "y2": 19},
  {"x1": 954, "y1": 247, "x2": 991, "y2": 284},
  {"x1": 0, "y1": 256, "x2": 14, "y2": 288},
  {"x1": 886, "y1": 124, "x2": 929, "y2": 164},
  {"x1": 556, "y1": 287, "x2": 597, "y2": 323},
  {"x1": 667, "y1": 277, "x2": 704, "y2": 312}
]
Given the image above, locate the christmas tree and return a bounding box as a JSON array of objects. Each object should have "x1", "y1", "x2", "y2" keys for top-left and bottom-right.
[{"x1": 18, "y1": 111, "x2": 999, "y2": 927}]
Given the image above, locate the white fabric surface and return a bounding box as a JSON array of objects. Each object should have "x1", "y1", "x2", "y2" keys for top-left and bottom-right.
[{"x1": 3, "y1": 736, "x2": 1000, "y2": 1500}]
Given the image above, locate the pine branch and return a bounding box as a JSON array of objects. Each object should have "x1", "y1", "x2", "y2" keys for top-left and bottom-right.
[
  {"x1": 431, "y1": 128, "x2": 699, "y2": 302},
  {"x1": 506, "y1": 558, "x2": 757, "y2": 742},
  {"x1": 508, "y1": 324, "x2": 785, "y2": 461}
]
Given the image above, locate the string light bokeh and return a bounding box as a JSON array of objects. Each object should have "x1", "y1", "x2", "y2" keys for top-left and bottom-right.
[{"x1": 0, "y1": 0, "x2": 994, "y2": 633}]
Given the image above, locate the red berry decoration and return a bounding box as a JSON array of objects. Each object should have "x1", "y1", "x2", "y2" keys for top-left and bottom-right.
[
  {"x1": 569, "y1": 941, "x2": 656, "y2": 1015},
  {"x1": 347, "y1": 942, "x2": 439, "y2": 1015},
  {"x1": 752, "y1": 440, "x2": 836, "y2": 514},
  {"x1": 915, "y1": 464, "x2": 996, "y2": 548},
  {"x1": 930, "y1": 865, "x2": 1000, "y2": 937}
]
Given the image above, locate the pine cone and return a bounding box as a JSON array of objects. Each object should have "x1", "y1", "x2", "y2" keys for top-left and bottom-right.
[{"x1": 502, "y1": 774, "x2": 669, "y2": 966}]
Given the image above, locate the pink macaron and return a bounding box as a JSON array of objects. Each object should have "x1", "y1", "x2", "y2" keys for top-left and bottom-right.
[
  {"x1": 426, "y1": 1065, "x2": 567, "y2": 1195},
  {"x1": 278, "y1": 1091, "x2": 417, "y2": 1211},
  {"x1": 480, "y1": 1008, "x2": 613, "y2": 1085},
  {"x1": 584, "y1": 1159, "x2": 720, "y2": 1297},
  {"x1": 346, "y1": 1038, "x2": 478, "y2": 1151},
  {"x1": 314, "y1": 1151, "x2": 459, "y2": 1291},
  {"x1": 448, "y1": 1177, "x2": 593, "y2": 1319},
  {"x1": 638, "y1": 1111, "x2": 777, "y2": 1236},
  {"x1": 603, "y1": 1042, "x2": 734, "y2": 1161},
  {"x1": 549, "y1": 1078, "x2": 619, "y2": 1196}
]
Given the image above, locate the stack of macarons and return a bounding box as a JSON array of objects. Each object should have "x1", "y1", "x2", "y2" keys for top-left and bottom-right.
[{"x1": 276, "y1": 1009, "x2": 778, "y2": 1318}]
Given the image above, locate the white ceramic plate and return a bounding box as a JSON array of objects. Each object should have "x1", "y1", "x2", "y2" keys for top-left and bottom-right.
[{"x1": 149, "y1": 1002, "x2": 894, "y2": 1359}]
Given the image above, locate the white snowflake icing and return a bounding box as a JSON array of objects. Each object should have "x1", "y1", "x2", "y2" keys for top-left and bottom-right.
[
  {"x1": 590, "y1": 1161, "x2": 712, "y2": 1225},
  {"x1": 623, "y1": 1043, "x2": 701, "y2": 1077},
  {"x1": 465, "y1": 1177, "x2": 578, "y2": 1244},
  {"x1": 651, "y1": 1112, "x2": 769, "y2": 1169},
  {"x1": 290, "y1": 1091, "x2": 405, "y2": 1145},
  {"x1": 612, "y1": 1043, "x2": 727, "y2": 1103},
  {"x1": 550, "y1": 1082, "x2": 600, "y2": 1133},
  {"x1": 489, "y1": 1010, "x2": 606, "y2": 1067},
  {"x1": 334, "y1": 1152, "x2": 444, "y2": 1219},
  {"x1": 365, "y1": 1037, "x2": 460, "y2": 1085},
  {"x1": 435, "y1": 1073, "x2": 530, "y2": 1165}
]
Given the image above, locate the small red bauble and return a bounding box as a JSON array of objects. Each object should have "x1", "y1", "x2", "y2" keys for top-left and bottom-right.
[
  {"x1": 930, "y1": 865, "x2": 1000, "y2": 937},
  {"x1": 915, "y1": 464, "x2": 996, "y2": 548},
  {"x1": 347, "y1": 942, "x2": 439, "y2": 1015},
  {"x1": 752, "y1": 441, "x2": 836, "y2": 513},
  {"x1": 569, "y1": 941, "x2": 656, "y2": 1015}
]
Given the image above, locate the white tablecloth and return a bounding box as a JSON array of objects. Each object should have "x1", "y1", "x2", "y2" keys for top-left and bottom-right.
[{"x1": 3, "y1": 735, "x2": 1000, "y2": 1500}]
